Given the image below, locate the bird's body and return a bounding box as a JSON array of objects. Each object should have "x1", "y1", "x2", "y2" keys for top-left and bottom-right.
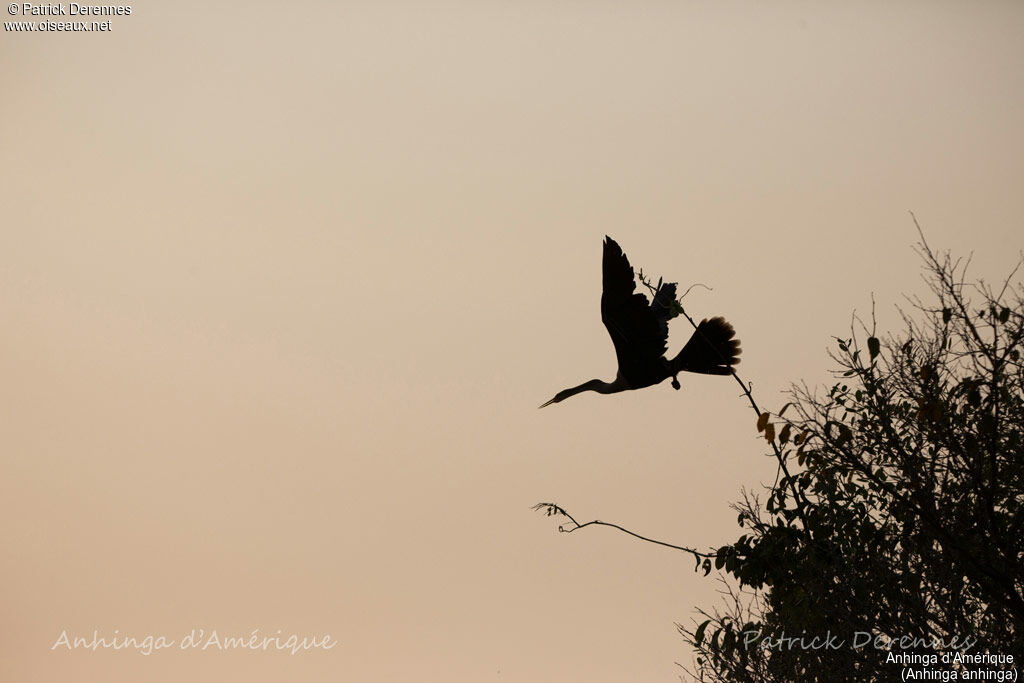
[{"x1": 540, "y1": 236, "x2": 741, "y2": 407}]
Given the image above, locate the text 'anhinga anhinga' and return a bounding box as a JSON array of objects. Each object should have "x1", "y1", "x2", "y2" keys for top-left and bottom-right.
[{"x1": 540, "y1": 236, "x2": 741, "y2": 408}]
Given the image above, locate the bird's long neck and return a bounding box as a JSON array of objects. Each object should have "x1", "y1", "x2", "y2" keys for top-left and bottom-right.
[
  {"x1": 572, "y1": 378, "x2": 619, "y2": 396},
  {"x1": 540, "y1": 376, "x2": 628, "y2": 408}
]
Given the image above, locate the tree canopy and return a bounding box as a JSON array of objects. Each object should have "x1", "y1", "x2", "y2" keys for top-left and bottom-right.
[{"x1": 681, "y1": 234, "x2": 1024, "y2": 681}]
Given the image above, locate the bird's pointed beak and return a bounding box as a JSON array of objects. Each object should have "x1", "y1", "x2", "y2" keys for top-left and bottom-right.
[{"x1": 538, "y1": 397, "x2": 557, "y2": 409}]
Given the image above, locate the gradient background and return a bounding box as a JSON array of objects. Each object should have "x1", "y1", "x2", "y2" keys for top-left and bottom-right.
[{"x1": 2, "y1": 2, "x2": 1022, "y2": 681}]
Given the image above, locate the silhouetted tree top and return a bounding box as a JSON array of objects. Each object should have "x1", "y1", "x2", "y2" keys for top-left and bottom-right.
[{"x1": 681, "y1": 227, "x2": 1024, "y2": 681}]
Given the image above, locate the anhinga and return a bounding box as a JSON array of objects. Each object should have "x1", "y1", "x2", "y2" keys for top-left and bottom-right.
[{"x1": 540, "y1": 236, "x2": 741, "y2": 408}]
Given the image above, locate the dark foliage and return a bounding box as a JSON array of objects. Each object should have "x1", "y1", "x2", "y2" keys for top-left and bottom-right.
[{"x1": 681, "y1": 236, "x2": 1024, "y2": 681}]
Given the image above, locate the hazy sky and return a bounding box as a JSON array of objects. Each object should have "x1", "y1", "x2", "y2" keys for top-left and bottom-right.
[{"x1": 2, "y1": 2, "x2": 1023, "y2": 681}]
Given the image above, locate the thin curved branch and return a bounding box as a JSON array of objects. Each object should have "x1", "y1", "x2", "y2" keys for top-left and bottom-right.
[
  {"x1": 532, "y1": 503, "x2": 715, "y2": 559},
  {"x1": 680, "y1": 282, "x2": 713, "y2": 299}
]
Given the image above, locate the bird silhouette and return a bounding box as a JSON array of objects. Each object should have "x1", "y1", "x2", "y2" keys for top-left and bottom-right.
[{"x1": 539, "y1": 236, "x2": 741, "y2": 408}]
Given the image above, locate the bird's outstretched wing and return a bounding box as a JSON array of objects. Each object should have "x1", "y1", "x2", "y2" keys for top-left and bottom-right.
[{"x1": 601, "y1": 236, "x2": 670, "y2": 383}]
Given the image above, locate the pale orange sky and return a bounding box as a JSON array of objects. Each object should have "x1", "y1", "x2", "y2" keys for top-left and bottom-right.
[{"x1": 2, "y1": 2, "x2": 1023, "y2": 681}]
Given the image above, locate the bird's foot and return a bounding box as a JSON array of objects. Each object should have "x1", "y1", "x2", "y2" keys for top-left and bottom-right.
[{"x1": 671, "y1": 376, "x2": 680, "y2": 390}]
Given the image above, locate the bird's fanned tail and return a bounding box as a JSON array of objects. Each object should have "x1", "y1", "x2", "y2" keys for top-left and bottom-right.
[{"x1": 671, "y1": 317, "x2": 741, "y2": 376}]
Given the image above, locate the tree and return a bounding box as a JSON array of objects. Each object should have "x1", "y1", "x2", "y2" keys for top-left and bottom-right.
[
  {"x1": 536, "y1": 226, "x2": 1023, "y2": 681},
  {"x1": 681, "y1": 228, "x2": 1023, "y2": 681}
]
